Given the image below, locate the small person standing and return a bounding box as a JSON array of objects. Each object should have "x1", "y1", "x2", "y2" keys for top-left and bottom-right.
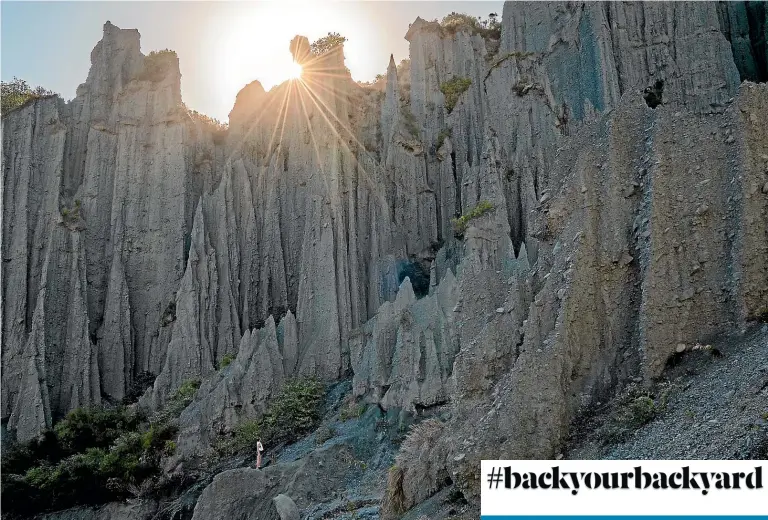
[{"x1": 256, "y1": 438, "x2": 264, "y2": 469}]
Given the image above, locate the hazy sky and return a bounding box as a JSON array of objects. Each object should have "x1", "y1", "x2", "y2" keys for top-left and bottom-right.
[{"x1": 2, "y1": 1, "x2": 502, "y2": 121}]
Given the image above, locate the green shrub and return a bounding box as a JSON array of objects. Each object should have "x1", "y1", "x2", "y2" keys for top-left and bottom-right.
[
  {"x1": 2, "y1": 391, "x2": 190, "y2": 516},
  {"x1": 215, "y1": 378, "x2": 325, "y2": 456},
  {"x1": 439, "y1": 77, "x2": 472, "y2": 113},
  {"x1": 1, "y1": 430, "x2": 62, "y2": 475},
  {"x1": 185, "y1": 104, "x2": 228, "y2": 134},
  {"x1": 440, "y1": 12, "x2": 500, "y2": 39},
  {"x1": 142, "y1": 422, "x2": 173, "y2": 452},
  {"x1": 148, "y1": 49, "x2": 176, "y2": 57},
  {"x1": 440, "y1": 12, "x2": 481, "y2": 35},
  {"x1": 163, "y1": 440, "x2": 177, "y2": 456},
  {"x1": 310, "y1": 32, "x2": 347, "y2": 55},
  {"x1": 175, "y1": 378, "x2": 201, "y2": 401},
  {"x1": 315, "y1": 425, "x2": 335, "y2": 445},
  {"x1": 60, "y1": 202, "x2": 82, "y2": 225},
  {"x1": 3, "y1": 422, "x2": 176, "y2": 515},
  {"x1": 24, "y1": 462, "x2": 64, "y2": 491},
  {"x1": 138, "y1": 49, "x2": 177, "y2": 82},
  {"x1": 154, "y1": 378, "x2": 200, "y2": 423},
  {"x1": 483, "y1": 12, "x2": 502, "y2": 39},
  {"x1": 1, "y1": 77, "x2": 56, "y2": 115},
  {"x1": 215, "y1": 418, "x2": 261, "y2": 456},
  {"x1": 234, "y1": 420, "x2": 262, "y2": 452},
  {"x1": 260, "y1": 378, "x2": 325, "y2": 444},
  {"x1": 486, "y1": 51, "x2": 536, "y2": 76},
  {"x1": 402, "y1": 107, "x2": 420, "y2": 138},
  {"x1": 451, "y1": 200, "x2": 494, "y2": 236},
  {"x1": 627, "y1": 396, "x2": 657, "y2": 425},
  {"x1": 339, "y1": 398, "x2": 366, "y2": 422},
  {"x1": 54, "y1": 406, "x2": 142, "y2": 454},
  {"x1": 14, "y1": 447, "x2": 131, "y2": 513},
  {"x1": 104, "y1": 431, "x2": 145, "y2": 479},
  {"x1": 436, "y1": 128, "x2": 452, "y2": 150},
  {"x1": 218, "y1": 353, "x2": 235, "y2": 370},
  {"x1": 598, "y1": 385, "x2": 670, "y2": 444}
]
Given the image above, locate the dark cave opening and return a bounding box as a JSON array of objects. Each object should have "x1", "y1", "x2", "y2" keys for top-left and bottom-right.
[
  {"x1": 182, "y1": 230, "x2": 191, "y2": 268},
  {"x1": 121, "y1": 371, "x2": 156, "y2": 405},
  {"x1": 397, "y1": 258, "x2": 431, "y2": 298},
  {"x1": 643, "y1": 79, "x2": 664, "y2": 109},
  {"x1": 450, "y1": 149, "x2": 461, "y2": 220}
]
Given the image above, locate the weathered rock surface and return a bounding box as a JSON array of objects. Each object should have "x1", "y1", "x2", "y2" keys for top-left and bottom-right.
[
  {"x1": 2, "y1": 2, "x2": 767, "y2": 518},
  {"x1": 3, "y1": 22, "x2": 190, "y2": 434},
  {"x1": 39, "y1": 501, "x2": 158, "y2": 520},
  {"x1": 441, "y1": 84, "x2": 768, "y2": 505},
  {"x1": 272, "y1": 494, "x2": 300, "y2": 520},
  {"x1": 191, "y1": 443, "x2": 364, "y2": 520},
  {"x1": 350, "y1": 273, "x2": 459, "y2": 412},
  {"x1": 174, "y1": 315, "x2": 290, "y2": 458}
]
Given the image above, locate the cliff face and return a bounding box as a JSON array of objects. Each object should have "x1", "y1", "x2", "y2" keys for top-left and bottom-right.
[
  {"x1": 2, "y1": 1, "x2": 767, "y2": 506},
  {"x1": 3, "y1": 24, "x2": 189, "y2": 440}
]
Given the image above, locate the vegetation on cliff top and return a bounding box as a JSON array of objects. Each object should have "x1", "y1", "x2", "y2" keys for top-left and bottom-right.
[
  {"x1": 310, "y1": 32, "x2": 347, "y2": 55},
  {"x1": 1, "y1": 77, "x2": 56, "y2": 116},
  {"x1": 137, "y1": 49, "x2": 177, "y2": 82},
  {"x1": 440, "y1": 12, "x2": 501, "y2": 39}
]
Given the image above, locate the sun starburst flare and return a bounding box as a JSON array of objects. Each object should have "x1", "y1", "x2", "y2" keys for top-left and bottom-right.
[
  {"x1": 225, "y1": 35, "x2": 387, "y2": 201},
  {"x1": 288, "y1": 61, "x2": 303, "y2": 79}
]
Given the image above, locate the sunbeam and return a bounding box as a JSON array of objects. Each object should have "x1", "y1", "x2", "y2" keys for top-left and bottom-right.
[{"x1": 288, "y1": 61, "x2": 304, "y2": 79}]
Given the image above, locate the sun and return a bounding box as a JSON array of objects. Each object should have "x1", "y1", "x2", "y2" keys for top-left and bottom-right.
[{"x1": 288, "y1": 61, "x2": 303, "y2": 80}]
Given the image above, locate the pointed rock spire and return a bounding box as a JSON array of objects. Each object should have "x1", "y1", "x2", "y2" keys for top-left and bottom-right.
[
  {"x1": 381, "y1": 55, "x2": 401, "y2": 158},
  {"x1": 98, "y1": 255, "x2": 132, "y2": 401},
  {"x1": 8, "y1": 296, "x2": 52, "y2": 442},
  {"x1": 149, "y1": 202, "x2": 217, "y2": 410},
  {"x1": 278, "y1": 311, "x2": 299, "y2": 377}
]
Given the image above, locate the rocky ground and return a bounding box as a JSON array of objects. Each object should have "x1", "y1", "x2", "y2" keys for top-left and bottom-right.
[{"x1": 567, "y1": 323, "x2": 768, "y2": 460}]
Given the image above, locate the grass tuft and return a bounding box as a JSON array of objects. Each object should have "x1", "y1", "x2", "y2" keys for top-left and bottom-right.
[
  {"x1": 440, "y1": 77, "x2": 472, "y2": 114},
  {"x1": 451, "y1": 200, "x2": 494, "y2": 236}
]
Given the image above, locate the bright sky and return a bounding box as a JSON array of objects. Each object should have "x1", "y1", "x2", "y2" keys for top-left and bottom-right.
[{"x1": 1, "y1": 1, "x2": 502, "y2": 121}]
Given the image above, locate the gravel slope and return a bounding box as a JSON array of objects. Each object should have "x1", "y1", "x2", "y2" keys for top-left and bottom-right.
[{"x1": 568, "y1": 324, "x2": 768, "y2": 460}]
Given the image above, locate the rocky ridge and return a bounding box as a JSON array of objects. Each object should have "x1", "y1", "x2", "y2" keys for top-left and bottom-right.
[{"x1": 2, "y1": 1, "x2": 767, "y2": 518}]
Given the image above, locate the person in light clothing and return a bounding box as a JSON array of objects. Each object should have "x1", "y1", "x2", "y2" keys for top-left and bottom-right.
[{"x1": 256, "y1": 439, "x2": 264, "y2": 469}]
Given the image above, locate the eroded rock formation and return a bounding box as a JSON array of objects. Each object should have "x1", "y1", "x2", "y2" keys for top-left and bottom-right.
[{"x1": 2, "y1": 2, "x2": 767, "y2": 516}]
